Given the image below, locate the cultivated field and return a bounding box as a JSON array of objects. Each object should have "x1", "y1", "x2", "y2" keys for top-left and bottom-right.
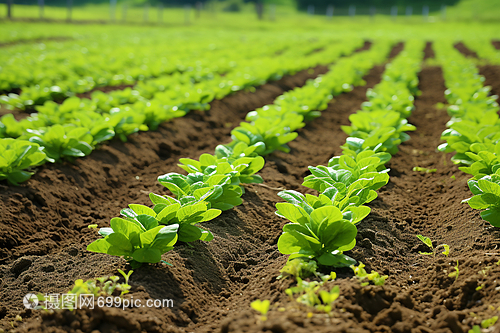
[{"x1": 1, "y1": 20, "x2": 500, "y2": 333}]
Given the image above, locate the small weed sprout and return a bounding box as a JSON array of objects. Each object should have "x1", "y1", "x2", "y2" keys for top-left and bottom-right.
[
  {"x1": 37, "y1": 270, "x2": 133, "y2": 310},
  {"x1": 285, "y1": 272, "x2": 339, "y2": 314},
  {"x1": 413, "y1": 166, "x2": 437, "y2": 173},
  {"x1": 350, "y1": 262, "x2": 388, "y2": 286},
  {"x1": 481, "y1": 315, "x2": 498, "y2": 329},
  {"x1": 416, "y1": 235, "x2": 450, "y2": 257},
  {"x1": 278, "y1": 259, "x2": 319, "y2": 280},
  {"x1": 468, "y1": 326, "x2": 481, "y2": 333},
  {"x1": 448, "y1": 261, "x2": 460, "y2": 280},
  {"x1": 251, "y1": 299, "x2": 270, "y2": 321}
]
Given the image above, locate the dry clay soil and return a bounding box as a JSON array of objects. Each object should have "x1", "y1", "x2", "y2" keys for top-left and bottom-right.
[{"x1": 1, "y1": 43, "x2": 500, "y2": 333}]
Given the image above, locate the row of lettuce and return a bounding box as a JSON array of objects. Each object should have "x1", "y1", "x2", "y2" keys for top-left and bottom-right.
[
  {"x1": 86, "y1": 40, "x2": 395, "y2": 268},
  {"x1": 0, "y1": 39, "x2": 364, "y2": 185},
  {"x1": 0, "y1": 32, "x2": 331, "y2": 108},
  {"x1": 275, "y1": 40, "x2": 424, "y2": 267},
  {"x1": 435, "y1": 41, "x2": 500, "y2": 227}
]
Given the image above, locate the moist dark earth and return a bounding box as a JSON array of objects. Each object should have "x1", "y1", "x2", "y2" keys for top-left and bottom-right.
[{"x1": 1, "y1": 42, "x2": 500, "y2": 333}]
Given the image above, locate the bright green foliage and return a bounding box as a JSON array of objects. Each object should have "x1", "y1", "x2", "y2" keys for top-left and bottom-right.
[
  {"x1": 468, "y1": 325, "x2": 481, "y2": 333},
  {"x1": 351, "y1": 262, "x2": 388, "y2": 286},
  {"x1": 275, "y1": 40, "x2": 424, "y2": 269},
  {"x1": 341, "y1": 110, "x2": 416, "y2": 155},
  {"x1": 157, "y1": 170, "x2": 244, "y2": 211},
  {"x1": 88, "y1": 192, "x2": 221, "y2": 267},
  {"x1": 37, "y1": 270, "x2": 133, "y2": 310},
  {"x1": 276, "y1": 205, "x2": 357, "y2": 267},
  {"x1": 362, "y1": 83, "x2": 416, "y2": 118},
  {"x1": 413, "y1": 167, "x2": 437, "y2": 173},
  {"x1": 250, "y1": 300, "x2": 270, "y2": 320},
  {"x1": 246, "y1": 105, "x2": 308, "y2": 130},
  {"x1": 458, "y1": 142, "x2": 500, "y2": 179},
  {"x1": 178, "y1": 150, "x2": 265, "y2": 185},
  {"x1": 0, "y1": 36, "x2": 365, "y2": 185},
  {"x1": 20, "y1": 124, "x2": 94, "y2": 162},
  {"x1": 87, "y1": 217, "x2": 179, "y2": 268},
  {"x1": 481, "y1": 316, "x2": 498, "y2": 329},
  {"x1": 285, "y1": 273, "x2": 339, "y2": 313},
  {"x1": 416, "y1": 234, "x2": 450, "y2": 257},
  {"x1": 159, "y1": 147, "x2": 266, "y2": 211},
  {"x1": 125, "y1": 195, "x2": 220, "y2": 242},
  {"x1": 228, "y1": 118, "x2": 299, "y2": 156},
  {"x1": 438, "y1": 122, "x2": 500, "y2": 165},
  {"x1": 463, "y1": 174, "x2": 500, "y2": 227},
  {"x1": 0, "y1": 113, "x2": 47, "y2": 139},
  {"x1": 448, "y1": 260, "x2": 460, "y2": 280},
  {"x1": 0, "y1": 138, "x2": 46, "y2": 185},
  {"x1": 105, "y1": 110, "x2": 149, "y2": 142},
  {"x1": 225, "y1": 40, "x2": 394, "y2": 158},
  {"x1": 277, "y1": 190, "x2": 371, "y2": 225},
  {"x1": 302, "y1": 151, "x2": 390, "y2": 210},
  {"x1": 278, "y1": 258, "x2": 320, "y2": 280}
]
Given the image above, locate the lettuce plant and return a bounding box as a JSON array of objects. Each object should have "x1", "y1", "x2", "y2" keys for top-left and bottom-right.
[
  {"x1": 457, "y1": 142, "x2": 500, "y2": 179},
  {"x1": 462, "y1": 174, "x2": 500, "y2": 227},
  {"x1": 0, "y1": 114, "x2": 47, "y2": 139},
  {"x1": 229, "y1": 117, "x2": 299, "y2": 156},
  {"x1": 341, "y1": 110, "x2": 415, "y2": 145},
  {"x1": 276, "y1": 205, "x2": 357, "y2": 267},
  {"x1": 361, "y1": 82, "x2": 415, "y2": 117},
  {"x1": 178, "y1": 152, "x2": 264, "y2": 185},
  {"x1": 157, "y1": 172, "x2": 243, "y2": 211},
  {"x1": 438, "y1": 121, "x2": 500, "y2": 165},
  {"x1": 87, "y1": 217, "x2": 179, "y2": 268},
  {"x1": 21, "y1": 124, "x2": 94, "y2": 163},
  {"x1": 0, "y1": 139, "x2": 46, "y2": 185},
  {"x1": 302, "y1": 165, "x2": 389, "y2": 202},
  {"x1": 122, "y1": 194, "x2": 220, "y2": 242},
  {"x1": 276, "y1": 190, "x2": 371, "y2": 225},
  {"x1": 105, "y1": 110, "x2": 148, "y2": 142}
]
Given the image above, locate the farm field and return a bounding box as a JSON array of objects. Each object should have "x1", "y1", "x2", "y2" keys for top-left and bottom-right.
[{"x1": 1, "y1": 17, "x2": 500, "y2": 333}]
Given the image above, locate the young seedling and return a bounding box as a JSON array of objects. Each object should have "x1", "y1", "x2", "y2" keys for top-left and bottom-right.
[
  {"x1": 468, "y1": 326, "x2": 481, "y2": 333},
  {"x1": 448, "y1": 260, "x2": 460, "y2": 281},
  {"x1": 277, "y1": 258, "x2": 319, "y2": 280},
  {"x1": 481, "y1": 316, "x2": 498, "y2": 329},
  {"x1": 285, "y1": 272, "x2": 339, "y2": 314},
  {"x1": 36, "y1": 271, "x2": 134, "y2": 310},
  {"x1": 413, "y1": 166, "x2": 437, "y2": 173},
  {"x1": 350, "y1": 262, "x2": 388, "y2": 286},
  {"x1": 416, "y1": 235, "x2": 450, "y2": 258},
  {"x1": 251, "y1": 299, "x2": 270, "y2": 321}
]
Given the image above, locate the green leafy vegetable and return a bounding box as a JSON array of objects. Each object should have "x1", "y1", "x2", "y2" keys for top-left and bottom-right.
[
  {"x1": 276, "y1": 205, "x2": 357, "y2": 267},
  {"x1": 0, "y1": 138, "x2": 46, "y2": 185},
  {"x1": 87, "y1": 216, "x2": 179, "y2": 268},
  {"x1": 463, "y1": 174, "x2": 500, "y2": 227}
]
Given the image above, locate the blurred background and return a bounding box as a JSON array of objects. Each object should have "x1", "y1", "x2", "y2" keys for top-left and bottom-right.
[{"x1": 0, "y1": 0, "x2": 498, "y2": 25}]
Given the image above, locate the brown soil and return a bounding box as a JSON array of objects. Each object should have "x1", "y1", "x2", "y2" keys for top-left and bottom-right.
[
  {"x1": 492, "y1": 41, "x2": 500, "y2": 50},
  {"x1": 2, "y1": 60, "x2": 500, "y2": 333},
  {"x1": 76, "y1": 84, "x2": 136, "y2": 99},
  {"x1": 388, "y1": 42, "x2": 404, "y2": 59},
  {"x1": 423, "y1": 41, "x2": 435, "y2": 60},
  {"x1": 0, "y1": 37, "x2": 72, "y2": 48},
  {"x1": 454, "y1": 42, "x2": 479, "y2": 59},
  {"x1": 479, "y1": 65, "x2": 500, "y2": 97}
]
